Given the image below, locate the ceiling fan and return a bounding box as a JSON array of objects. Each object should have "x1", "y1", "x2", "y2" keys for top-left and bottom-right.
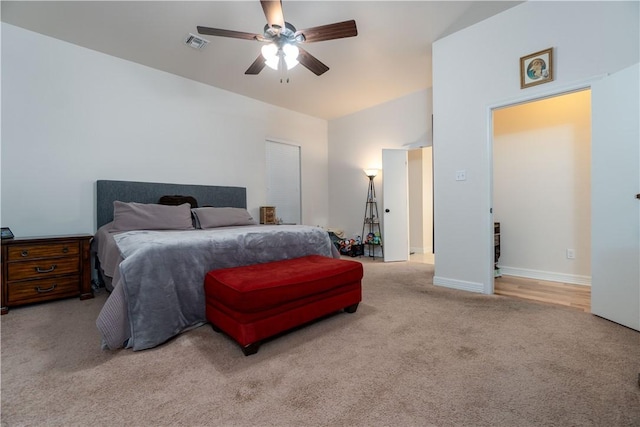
[{"x1": 197, "y1": 0, "x2": 358, "y2": 78}]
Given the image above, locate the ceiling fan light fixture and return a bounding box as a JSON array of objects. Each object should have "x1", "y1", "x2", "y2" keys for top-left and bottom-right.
[
  {"x1": 282, "y1": 43, "x2": 299, "y2": 69},
  {"x1": 261, "y1": 42, "x2": 299, "y2": 71},
  {"x1": 261, "y1": 43, "x2": 279, "y2": 70}
]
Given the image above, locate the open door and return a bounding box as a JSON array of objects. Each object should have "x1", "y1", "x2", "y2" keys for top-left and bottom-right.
[
  {"x1": 591, "y1": 63, "x2": 640, "y2": 331},
  {"x1": 382, "y1": 149, "x2": 409, "y2": 262}
]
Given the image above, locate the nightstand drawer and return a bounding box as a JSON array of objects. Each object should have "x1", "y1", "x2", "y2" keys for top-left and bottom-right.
[
  {"x1": 7, "y1": 276, "x2": 80, "y2": 304},
  {"x1": 7, "y1": 242, "x2": 79, "y2": 261},
  {"x1": 7, "y1": 257, "x2": 79, "y2": 281}
]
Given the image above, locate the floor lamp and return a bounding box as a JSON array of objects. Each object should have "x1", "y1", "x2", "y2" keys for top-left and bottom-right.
[{"x1": 361, "y1": 169, "x2": 383, "y2": 258}]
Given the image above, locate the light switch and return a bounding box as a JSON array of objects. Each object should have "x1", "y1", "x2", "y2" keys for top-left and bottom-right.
[{"x1": 455, "y1": 170, "x2": 466, "y2": 181}]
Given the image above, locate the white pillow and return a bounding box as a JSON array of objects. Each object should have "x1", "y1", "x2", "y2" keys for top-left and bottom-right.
[
  {"x1": 191, "y1": 207, "x2": 257, "y2": 229},
  {"x1": 111, "y1": 201, "x2": 194, "y2": 232}
]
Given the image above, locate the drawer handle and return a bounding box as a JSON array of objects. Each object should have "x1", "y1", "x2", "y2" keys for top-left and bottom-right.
[
  {"x1": 35, "y1": 265, "x2": 57, "y2": 273},
  {"x1": 35, "y1": 284, "x2": 57, "y2": 293},
  {"x1": 62, "y1": 247, "x2": 69, "y2": 254},
  {"x1": 21, "y1": 250, "x2": 29, "y2": 257}
]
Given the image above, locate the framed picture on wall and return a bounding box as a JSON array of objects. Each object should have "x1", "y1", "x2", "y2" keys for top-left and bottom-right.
[{"x1": 520, "y1": 48, "x2": 554, "y2": 89}]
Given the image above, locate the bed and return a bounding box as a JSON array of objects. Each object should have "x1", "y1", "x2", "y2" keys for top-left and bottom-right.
[{"x1": 93, "y1": 180, "x2": 338, "y2": 351}]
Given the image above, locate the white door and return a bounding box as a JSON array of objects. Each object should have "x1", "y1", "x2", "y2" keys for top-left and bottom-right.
[
  {"x1": 266, "y1": 140, "x2": 301, "y2": 224},
  {"x1": 382, "y1": 149, "x2": 409, "y2": 262},
  {"x1": 591, "y1": 63, "x2": 640, "y2": 331}
]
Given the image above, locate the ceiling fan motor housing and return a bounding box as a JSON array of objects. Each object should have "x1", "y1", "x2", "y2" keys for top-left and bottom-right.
[{"x1": 263, "y1": 22, "x2": 303, "y2": 45}]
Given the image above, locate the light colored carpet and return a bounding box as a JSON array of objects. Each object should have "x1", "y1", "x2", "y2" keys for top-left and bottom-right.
[{"x1": 1, "y1": 259, "x2": 639, "y2": 426}]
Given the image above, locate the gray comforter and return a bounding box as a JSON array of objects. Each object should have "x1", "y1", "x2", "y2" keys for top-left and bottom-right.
[{"x1": 96, "y1": 225, "x2": 337, "y2": 350}]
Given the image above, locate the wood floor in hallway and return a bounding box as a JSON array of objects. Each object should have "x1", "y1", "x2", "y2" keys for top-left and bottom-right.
[
  {"x1": 494, "y1": 275, "x2": 591, "y2": 313},
  {"x1": 407, "y1": 254, "x2": 590, "y2": 313}
]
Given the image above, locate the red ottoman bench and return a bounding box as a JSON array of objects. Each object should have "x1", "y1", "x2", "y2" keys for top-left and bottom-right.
[{"x1": 204, "y1": 255, "x2": 363, "y2": 356}]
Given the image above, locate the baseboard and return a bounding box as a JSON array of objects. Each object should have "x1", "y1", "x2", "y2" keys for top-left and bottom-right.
[
  {"x1": 499, "y1": 266, "x2": 591, "y2": 286},
  {"x1": 434, "y1": 276, "x2": 485, "y2": 293}
]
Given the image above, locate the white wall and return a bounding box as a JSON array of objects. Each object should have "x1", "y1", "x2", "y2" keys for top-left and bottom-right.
[
  {"x1": 1, "y1": 24, "x2": 329, "y2": 236},
  {"x1": 432, "y1": 1, "x2": 639, "y2": 293},
  {"x1": 493, "y1": 90, "x2": 591, "y2": 285},
  {"x1": 328, "y1": 89, "x2": 432, "y2": 241}
]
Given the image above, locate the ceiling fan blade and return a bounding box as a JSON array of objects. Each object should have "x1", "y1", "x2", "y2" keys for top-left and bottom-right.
[
  {"x1": 297, "y1": 47, "x2": 330, "y2": 76},
  {"x1": 197, "y1": 26, "x2": 261, "y2": 41},
  {"x1": 261, "y1": 0, "x2": 285, "y2": 31},
  {"x1": 245, "y1": 54, "x2": 267, "y2": 75},
  {"x1": 296, "y1": 20, "x2": 358, "y2": 43}
]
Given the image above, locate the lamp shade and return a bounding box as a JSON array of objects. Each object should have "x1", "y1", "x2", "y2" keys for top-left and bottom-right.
[
  {"x1": 261, "y1": 44, "x2": 279, "y2": 70},
  {"x1": 363, "y1": 169, "x2": 378, "y2": 178},
  {"x1": 282, "y1": 43, "x2": 299, "y2": 69},
  {"x1": 261, "y1": 43, "x2": 299, "y2": 71}
]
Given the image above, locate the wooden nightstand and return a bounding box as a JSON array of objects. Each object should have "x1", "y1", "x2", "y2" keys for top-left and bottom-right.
[{"x1": 1, "y1": 234, "x2": 93, "y2": 314}]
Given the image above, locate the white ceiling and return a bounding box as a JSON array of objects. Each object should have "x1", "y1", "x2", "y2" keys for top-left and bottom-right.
[{"x1": 1, "y1": 1, "x2": 522, "y2": 120}]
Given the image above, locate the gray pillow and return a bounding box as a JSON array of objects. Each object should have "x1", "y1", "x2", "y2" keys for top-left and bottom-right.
[
  {"x1": 111, "y1": 201, "x2": 194, "y2": 232},
  {"x1": 191, "y1": 207, "x2": 257, "y2": 229}
]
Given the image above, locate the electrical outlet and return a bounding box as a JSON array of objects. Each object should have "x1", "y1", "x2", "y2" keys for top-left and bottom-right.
[
  {"x1": 566, "y1": 249, "x2": 575, "y2": 259},
  {"x1": 455, "y1": 170, "x2": 466, "y2": 181}
]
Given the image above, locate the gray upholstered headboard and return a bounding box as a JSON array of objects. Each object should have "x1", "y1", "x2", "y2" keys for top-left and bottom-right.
[{"x1": 96, "y1": 180, "x2": 247, "y2": 229}]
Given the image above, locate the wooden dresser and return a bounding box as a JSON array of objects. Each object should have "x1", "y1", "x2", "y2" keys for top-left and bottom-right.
[{"x1": 1, "y1": 234, "x2": 93, "y2": 314}]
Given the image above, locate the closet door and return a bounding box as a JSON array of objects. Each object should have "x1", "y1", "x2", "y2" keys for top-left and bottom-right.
[
  {"x1": 266, "y1": 140, "x2": 301, "y2": 224},
  {"x1": 591, "y1": 63, "x2": 639, "y2": 331}
]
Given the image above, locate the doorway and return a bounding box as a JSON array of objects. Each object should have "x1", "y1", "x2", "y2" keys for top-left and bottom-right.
[
  {"x1": 491, "y1": 90, "x2": 592, "y2": 288},
  {"x1": 266, "y1": 140, "x2": 301, "y2": 224},
  {"x1": 408, "y1": 146, "x2": 434, "y2": 264}
]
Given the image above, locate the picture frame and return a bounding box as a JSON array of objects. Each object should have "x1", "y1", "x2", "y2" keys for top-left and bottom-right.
[{"x1": 520, "y1": 48, "x2": 554, "y2": 89}]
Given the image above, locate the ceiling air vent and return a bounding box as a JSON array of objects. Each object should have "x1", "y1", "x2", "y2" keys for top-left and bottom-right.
[{"x1": 184, "y1": 34, "x2": 209, "y2": 50}]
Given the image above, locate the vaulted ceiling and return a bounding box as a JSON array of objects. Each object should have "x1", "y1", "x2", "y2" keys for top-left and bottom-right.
[{"x1": 1, "y1": 1, "x2": 522, "y2": 119}]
